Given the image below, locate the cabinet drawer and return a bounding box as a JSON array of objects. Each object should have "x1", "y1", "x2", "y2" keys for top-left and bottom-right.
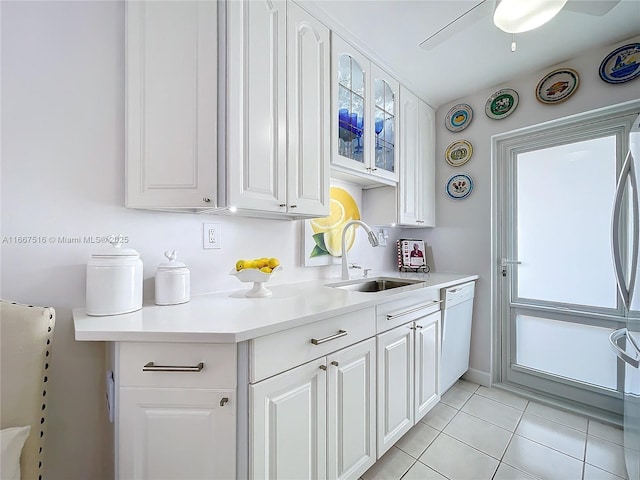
[
  {"x1": 118, "y1": 342, "x2": 237, "y2": 389},
  {"x1": 377, "y1": 290, "x2": 441, "y2": 333},
  {"x1": 250, "y1": 307, "x2": 376, "y2": 383}
]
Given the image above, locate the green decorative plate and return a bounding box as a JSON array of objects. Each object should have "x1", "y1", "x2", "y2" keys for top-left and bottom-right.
[{"x1": 485, "y1": 88, "x2": 519, "y2": 120}]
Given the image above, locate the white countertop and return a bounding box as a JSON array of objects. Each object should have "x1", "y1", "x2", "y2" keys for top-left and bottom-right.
[{"x1": 73, "y1": 272, "x2": 478, "y2": 343}]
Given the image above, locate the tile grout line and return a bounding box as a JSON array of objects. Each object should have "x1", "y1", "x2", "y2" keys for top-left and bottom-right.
[
  {"x1": 394, "y1": 387, "x2": 626, "y2": 480},
  {"x1": 494, "y1": 398, "x2": 547, "y2": 480}
]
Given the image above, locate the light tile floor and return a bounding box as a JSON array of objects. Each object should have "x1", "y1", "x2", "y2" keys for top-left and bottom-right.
[{"x1": 362, "y1": 380, "x2": 627, "y2": 480}]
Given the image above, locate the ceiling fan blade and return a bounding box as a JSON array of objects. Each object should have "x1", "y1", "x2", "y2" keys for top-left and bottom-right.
[
  {"x1": 564, "y1": 0, "x2": 621, "y2": 16},
  {"x1": 419, "y1": 0, "x2": 495, "y2": 51}
]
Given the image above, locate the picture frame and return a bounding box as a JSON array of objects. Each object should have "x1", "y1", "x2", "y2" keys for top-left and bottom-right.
[{"x1": 397, "y1": 239, "x2": 430, "y2": 272}]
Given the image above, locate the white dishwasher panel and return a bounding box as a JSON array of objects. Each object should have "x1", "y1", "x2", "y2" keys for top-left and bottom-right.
[{"x1": 441, "y1": 282, "x2": 475, "y2": 392}]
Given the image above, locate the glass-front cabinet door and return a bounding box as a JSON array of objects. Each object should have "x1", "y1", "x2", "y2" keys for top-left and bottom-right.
[
  {"x1": 370, "y1": 64, "x2": 398, "y2": 182},
  {"x1": 336, "y1": 48, "x2": 366, "y2": 165},
  {"x1": 331, "y1": 34, "x2": 398, "y2": 184}
]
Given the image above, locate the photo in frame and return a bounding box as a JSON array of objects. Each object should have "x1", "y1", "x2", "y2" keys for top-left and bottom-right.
[{"x1": 397, "y1": 239, "x2": 430, "y2": 272}]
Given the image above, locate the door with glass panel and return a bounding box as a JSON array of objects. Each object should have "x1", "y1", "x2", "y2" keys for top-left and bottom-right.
[{"x1": 497, "y1": 111, "x2": 638, "y2": 414}]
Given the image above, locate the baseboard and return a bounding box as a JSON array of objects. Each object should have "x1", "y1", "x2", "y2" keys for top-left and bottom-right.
[{"x1": 462, "y1": 368, "x2": 491, "y2": 387}]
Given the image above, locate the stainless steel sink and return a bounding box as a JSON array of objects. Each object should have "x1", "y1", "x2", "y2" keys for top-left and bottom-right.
[{"x1": 326, "y1": 277, "x2": 424, "y2": 292}]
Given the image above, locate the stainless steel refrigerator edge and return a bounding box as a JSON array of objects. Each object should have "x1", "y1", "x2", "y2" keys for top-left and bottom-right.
[{"x1": 609, "y1": 113, "x2": 640, "y2": 480}]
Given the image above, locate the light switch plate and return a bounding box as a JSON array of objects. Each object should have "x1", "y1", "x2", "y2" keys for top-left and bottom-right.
[{"x1": 203, "y1": 223, "x2": 221, "y2": 249}]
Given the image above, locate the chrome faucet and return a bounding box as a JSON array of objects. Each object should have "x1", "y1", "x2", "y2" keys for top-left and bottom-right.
[{"x1": 341, "y1": 220, "x2": 379, "y2": 280}]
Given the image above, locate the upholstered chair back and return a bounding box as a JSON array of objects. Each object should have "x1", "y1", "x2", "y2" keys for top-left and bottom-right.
[{"x1": 1, "y1": 301, "x2": 55, "y2": 480}]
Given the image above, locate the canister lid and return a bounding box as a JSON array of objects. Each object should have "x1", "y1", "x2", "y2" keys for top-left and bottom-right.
[
  {"x1": 91, "y1": 237, "x2": 140, "y2": 258},
  {"x1": 157, "y1": 250, "x2": 188, "y2": 270}
]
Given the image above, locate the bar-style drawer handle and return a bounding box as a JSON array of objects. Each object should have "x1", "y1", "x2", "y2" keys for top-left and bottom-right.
[
  {"x1": 143, "y1": 362, "x2": 204, "y2": 372},
  {"x1": 386, "y1": 300, "x2": 442, "y2": 321},
  {"x1": 311, "y1": 329, "x2": 347, "y2": 345}
]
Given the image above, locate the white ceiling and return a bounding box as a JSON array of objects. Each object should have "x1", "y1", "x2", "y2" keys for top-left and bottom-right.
[{"x1": 300, "y1": 0, "x2": 640, "y2": 108}]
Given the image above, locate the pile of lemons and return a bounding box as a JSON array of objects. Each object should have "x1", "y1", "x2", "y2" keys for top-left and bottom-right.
[
  {"x1": 310, "y1": 187, "x2": 360, "y2": 256},
  {"x1": 235, "y1": 257, "x2": 280, "y2": 274}
]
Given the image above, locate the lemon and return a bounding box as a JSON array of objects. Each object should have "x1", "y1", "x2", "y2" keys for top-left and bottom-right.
[
  {"x1": 235, "y1": 259, "x2": 246, "y2": 271},
  {"x1": 267, "y1": 257, "x2": 280, "y2": 269},
  {"x1": 324, "y1": 223, "x2": 356, "y2": 257},
  {"x1": 254, "y1": 258, "x2": 268, "y2": 269},
  {"x1": 244, "y1": 260, "x2": 256, "y2": 269},
  {"x1": 310, "y1": 198, "x2": 345, "y2": 234},
  {"x1": 260, "y1": 266, "x2": 272, "y2": 274},
  {"x1": 331, "y1": 186, "x2": 360, "y2": 223}
]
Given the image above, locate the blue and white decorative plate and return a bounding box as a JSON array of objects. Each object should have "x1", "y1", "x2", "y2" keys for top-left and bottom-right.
[
  {"x1": 445, "y1": 173, "x2": 474, "y2": 200},
  {"x1": 445, "y1": 104, "x2": 473, "y2": 132},
  {"x1": 599, "y1": 43, "x2": 640, "y2": 84}
]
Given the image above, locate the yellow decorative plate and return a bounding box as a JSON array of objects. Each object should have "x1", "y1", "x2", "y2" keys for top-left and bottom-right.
[{"x1": 445, "y1": 140, "x2": 473, "y2": 167}]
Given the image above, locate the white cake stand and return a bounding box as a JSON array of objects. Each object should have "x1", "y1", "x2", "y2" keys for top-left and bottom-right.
[{"x1": 230, "y1": 266, "x2": 282, "y2": 298}]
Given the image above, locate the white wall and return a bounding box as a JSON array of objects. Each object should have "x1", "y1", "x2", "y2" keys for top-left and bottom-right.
[
  {"x1": 424, "y1": 35, "x2": 640, "y2": 386},
  {"x1": 0, "y1": 2, "x2": 401, "y2": 478}
]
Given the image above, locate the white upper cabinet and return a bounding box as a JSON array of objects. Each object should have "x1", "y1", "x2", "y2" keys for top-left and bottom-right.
[
  {"x1": 225, "y1": 0, "x2": 330, "y2": 217},
  {"x1": 286, "y1": 2, "x2": 331, "y2": 217},
  {"x1": 331, "y1": 34, "x2": 398, "y2": 186},
  {"x1": 125, "y1": 1, "x2": 218, "y2": 209},
  {"x1": 398, "y1": 87, "x2": 435, "y2": 227},
  {"x1": 418, "y1": 99, "x2": 436, "y2": 227},
  {"x1": 363, "y1": 87, "x2": 435, "y2": 227},
  {"x1": 126, "y1": 1, "x2": 329, "y2": 218},
  {"x1": 226, "y1": 0, "x2": 287, "y2": 213}
]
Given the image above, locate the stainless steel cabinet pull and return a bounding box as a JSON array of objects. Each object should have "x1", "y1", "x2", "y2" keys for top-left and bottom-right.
[
  {"x1": 143, "y1": 362, "x2": 204, "y2": 372},
  {"x1": 220, "y1": 397, "x2": 229, "y2": 407},
  {"x1": 331, "y1": 361, "x2": 339, "y2": 366},
  {"x1": 415, "y1": 325, "x2": 424, "y2": 329},
  {"x1": 290, "y1": 205, "x2": 298, "y2": 208},
  {"x1": 279, "y1": 203, "x2": 286, "y2": 207},
  {"x1": 203, "y1": 197, "x2": 211, "y2": 203},
  {"x1": 311, "y1": 329, "x2": 348, "y2": 345},
  {"x1": 319, "y1": 365, "x2": 327, "y2": 371},
  {"x1": 386, "y1": 301, "x2": 442, "y2": 321}
]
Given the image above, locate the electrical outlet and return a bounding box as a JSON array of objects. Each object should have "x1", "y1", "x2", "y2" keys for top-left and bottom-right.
[{"x1": 203, "y1": 223, "x2": 221, "y2": 249}]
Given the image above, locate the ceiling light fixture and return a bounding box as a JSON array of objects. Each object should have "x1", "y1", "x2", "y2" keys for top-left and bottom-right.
[{"x1": 493, "y1": 0, "x2": 568, "y2": 33}]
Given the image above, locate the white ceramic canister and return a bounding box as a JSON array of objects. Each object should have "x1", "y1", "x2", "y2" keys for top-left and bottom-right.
[
  {"x1": 155, "y1": 250, "x2": 190, "y2": 305},
  {"x1": 86, "y1": 240, "x2": 143, "y2": 316}
]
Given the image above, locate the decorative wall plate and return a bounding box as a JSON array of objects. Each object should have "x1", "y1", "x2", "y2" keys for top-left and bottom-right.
[
  {"x1": 536, "y1": 68, "x2": 579, "y2": 104},
  {"x1": 445, "y1": 140, "x2": 473, "y2": 167},
  {"x1": 445, "y1": 104, "x2": 473, "y2": 132},
  {"x1": 485, "y1": 89, "x2": 519, "y2": 119},
  {"x1": 599, "y1": 43, "x2": 640, "y2": 84},
  {"x1": 445, "y1": 173, "x2": 474, "y2": 200}
]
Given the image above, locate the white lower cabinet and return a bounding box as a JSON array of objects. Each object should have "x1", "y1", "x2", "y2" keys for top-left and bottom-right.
[
  {"x1": 114, "y1": 342, "x2": 237, "y2": 480},
  {"x1": 250, "y1": 358, "x2": 327, "y2": 480},
  {"x1": 327, "y1": 338, "x2": 377, "y2": 480},
  {"x1": 414, "y1": 311, "x2": 441, "y2": 422},
  {"x1": 377, "y1": 323, "x2": 414, "y2": 456},
  {"x1": 249, "y1": 336, "x2": 376, "y2": 480},
  {"x1": 119, "y1": 387, "x2": 235, "y2": 480},
  {"x1": 376, "y1": 299, "x2": 441, "y2": 457}
]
